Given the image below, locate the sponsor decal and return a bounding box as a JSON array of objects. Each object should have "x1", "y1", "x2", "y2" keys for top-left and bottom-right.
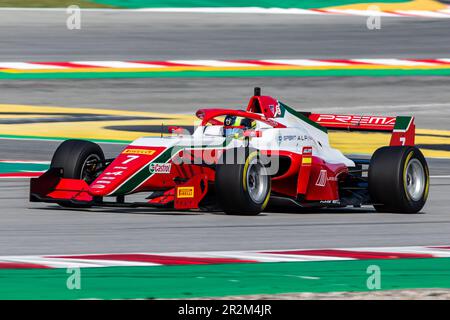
[
  {"x1": 316, "y1": 169, "x2": 328, "y2": 187},
  {"x1": 262, "y1": 118, "x2": 280, "y2": 127},
  {"x1": 281, "y1": 135, "x2": 312, "y2": 142},
  {"x1": 177, "y1": 186, "x2": 194, "y2": 198},
  {"x1": 275, "y1": 104, "x2": 282, "y2": 117},
  {"x1": 91, "y1": 184, "x2": 105, "y2": 189},
  {"x1": 105, "y1": 171, "x2": 123, "y2": 176},
  {"x1": 301, "y1": 147, "x2": 313, "y2": 166},
  {"x1": 298, "y1": 135, "x2": 312, "y2": 141},
  {"x1": 270, "y1": 103, "x2": 283, "y2": 117},
  {"x1": 316, "y1": 114, "x2": 396, "y2": 126},
  {"x1": 282, "y1": 135, "x2": 297, "y2": 142},
  {"x1": 320, "y1": 200, "x2": 341, "y2": 205},
  {"x1": 269, "y1": 104, "x2": 275, "y2": 115},
  {"x1": 302, "y1": 157, "x2": 312, "y2": 165},
  {"x1": 149, "y1": 163, "x2": 172, "y2": 174},
  {"x1": 123, "y1": 149, "x2": 156, "y2": 155}
]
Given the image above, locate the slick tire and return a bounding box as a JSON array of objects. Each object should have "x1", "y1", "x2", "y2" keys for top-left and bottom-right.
[
  {"x1": 51, "y1": 139, "x2": 105, "y2": 208},
  {"x1": 369, "y1": 146, "x2": 429, "y2": 213},
  {"x1": 215, "y1": 148, "x2": 271, "y2": 215}
]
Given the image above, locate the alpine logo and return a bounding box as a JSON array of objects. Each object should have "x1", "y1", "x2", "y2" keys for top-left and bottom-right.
[
  {"x1": 316, "y1": 170, "x2": 328, "y2": 187},
  {"x1": 149, "y1": 163, "x2": 172, "y2": 174}
]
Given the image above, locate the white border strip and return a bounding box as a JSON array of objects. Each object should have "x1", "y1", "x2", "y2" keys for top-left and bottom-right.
[
  {"x1": 4, "y1": 58, "x2": 450, "y2": 70},
  {"x1": 1, "y1": 245, "x2": 449, "y2": 269},
  {"x1": 0, "y1": 7, "x2": 448, "y2": 18}
]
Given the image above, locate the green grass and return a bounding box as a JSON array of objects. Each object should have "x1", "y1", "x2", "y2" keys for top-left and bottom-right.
[
  {"x1": 0, "y1": 0, "x2": 409, "y2": 9},
  {"x1": 0, "y1": 162, "x2": 48, "y2": 174},
  {"x1": 1, "y1": 258, "x2": 450, "y2": 299},
  {"x1": 2, "y1": 68, "x2": 450, "y2": 80},
  {"x1": 92, "y1": 0, "x2": 409, "y2": 9},
  {"x1": 0, "y1": 0, "x2": 114, "y2": 8}
]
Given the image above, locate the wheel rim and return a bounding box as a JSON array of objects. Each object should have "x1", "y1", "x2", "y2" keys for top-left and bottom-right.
[
  {"x1": 80, "y1": 154, "x2": 101, "y2": 184},
  {"x1": 405, "y1": 158, "x2": 426, "y2": 201},
  {"x1": 246, "y1": 162, "x2": 269, "y2": 204}
]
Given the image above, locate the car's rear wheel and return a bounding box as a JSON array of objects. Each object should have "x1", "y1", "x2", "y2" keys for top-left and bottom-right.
[
  {"x1": 50, "y1": 139, "x2": 105, "y2": 207},
  {"x1": 369, "y1": 146, "x2": 429, "y2": 213},
  {"x1": 215, "y1": 149, "x2": 271, "y2": 215}
]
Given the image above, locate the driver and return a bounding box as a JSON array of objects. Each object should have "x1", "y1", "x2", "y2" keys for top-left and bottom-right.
[{"x1": 223, "y1": 115, "x2": 256, "y2": 138}]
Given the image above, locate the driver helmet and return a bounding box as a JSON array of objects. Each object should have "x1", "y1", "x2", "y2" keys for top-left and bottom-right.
[{"x1": 224, "y1": 115, "x2": 255, "y2": 137}]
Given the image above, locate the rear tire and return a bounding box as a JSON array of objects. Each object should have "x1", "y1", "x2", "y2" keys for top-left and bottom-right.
[
  {"x1": 215, "y1": 149, "x2": 271, "y2": 215},
  {"x1": 369, "y1": 146, "x2": 429, "y2": 213},
  {"x1": 50, "y1": 139, "x2": 105, "y2": 208}
]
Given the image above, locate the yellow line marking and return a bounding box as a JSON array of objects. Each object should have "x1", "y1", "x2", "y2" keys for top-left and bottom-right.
[
  {"x1": 0, "y1": 104, "x2": 193, "y2": 118},
  {"x1": 417, "y1": 128, "x2": 450, "y2": 137},
  {"x1": 0, "y1": 114, "x2": 54, "y2": 119},
  {"x1": 0, "y1": 104, "x2": 448, "y2": 159},
  {"x1": 327, "y1": 0, "x2": 447, "y2": 11},
  {"x1": 0, "y1": 104, "x2": 194, "y2": 141},
  {"x1": 329, "y1": 129, "x2": 450, "y2": 159}
]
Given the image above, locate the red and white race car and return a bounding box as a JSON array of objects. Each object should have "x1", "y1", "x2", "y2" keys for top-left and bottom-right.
[{"x1": 30, "y1": 88, "x2": 429, "y2": 215}]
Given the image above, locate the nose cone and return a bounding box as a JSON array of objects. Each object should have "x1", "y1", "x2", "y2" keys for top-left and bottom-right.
[
  {"x1": 86, "y1": 145, "x2": 168, "y2": 197},
  {"x1": 88, "y1": 184, "x2": 110, "y2": 196}
]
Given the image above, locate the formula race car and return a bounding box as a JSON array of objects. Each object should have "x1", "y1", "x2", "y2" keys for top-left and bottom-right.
[{"x1": 30, "y1": 88, "x2": 429, "y2": 215}]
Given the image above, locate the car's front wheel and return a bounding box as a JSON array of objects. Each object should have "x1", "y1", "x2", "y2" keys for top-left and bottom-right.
[
  {"x1": 50, "y1": 139, "x2": 105, "y2": 207},
  {"x1": 215, "y1": 149, "x2": 271, "y2": 215}
]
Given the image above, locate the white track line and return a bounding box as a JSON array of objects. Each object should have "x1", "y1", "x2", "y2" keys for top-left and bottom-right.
[
  {"x1": 351, "y1": 58, "x2": 437, "y2": 66},
  {"x1": 0, "y1": 62, "x2": 64, "y2": 69},
  {"x1": 168, "y1": 60, "x2": 259, "y2": 67},
  {"x1": 2, "y1": 58, "x2": 450, "y2": 70},
  {"x1": 180, "y1": 251, "x2": 352, "y2": 262},
  {"x1": 1, "y1": 245, "x2": 449, "y2": 268},
  {"x1": 70, "y1": 61, "x2": 163, "y2": 69},
  {"x1": 0, "y1": 7, "x2": 447, "y2": 18},
  {"x1": 0, "y1": 176, "x2": 41, "y2": 179},
  {"x1": 0, "y1": 160, "x2": 50, "y2": 164},
  {"x1": 349, "y1": 246, "x2": 450, "y2": 257},
  {"x1": 0, "y1": 257, "x2": 104, "y2": 268},
  {"x1": 321, "y1": 9, "x2": 400, "y2": 17},
  {"x1": 395, "y1": 10, "x2": 450, "y2": 18},
  {"x1": 261, "y1": 59, "x2": 348, "y2": 66},
  {"x1": 136, "y1": 7, "x2": 322, "y2": 14}
]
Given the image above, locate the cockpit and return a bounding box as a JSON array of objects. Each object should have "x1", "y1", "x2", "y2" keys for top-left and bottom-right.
[{"x1": 223, "y1": 115, "x2": 256, "y2": 138}]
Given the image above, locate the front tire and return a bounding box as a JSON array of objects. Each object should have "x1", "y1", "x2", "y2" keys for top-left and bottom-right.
[
  {"x1": 369, "y1": 146, "x2": 429, "y2": 213},
  {"x1": 50, "y1": 139, "x2": 105, "y2": 208},
  {"x1": 215, "y1": 149, "x2": 271, "y2": 215}
]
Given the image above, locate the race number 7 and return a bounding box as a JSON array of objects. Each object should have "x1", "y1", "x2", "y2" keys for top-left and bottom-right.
[{"x1": 122, "y1": 155, "x2": 139, "y2": 164}]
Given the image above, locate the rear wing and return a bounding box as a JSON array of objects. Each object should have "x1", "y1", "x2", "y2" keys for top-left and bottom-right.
[{"x1": 307, "y1": 113, "x2": 415, "y2": 147}]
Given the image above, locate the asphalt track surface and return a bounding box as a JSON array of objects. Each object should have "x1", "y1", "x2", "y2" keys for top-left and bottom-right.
[
  {"x1": 0, "y1": 12, "x2": 449, "y2": 255},
  {"x1": 1, "y1": 11, "x2": 450, "y2": 60}
]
